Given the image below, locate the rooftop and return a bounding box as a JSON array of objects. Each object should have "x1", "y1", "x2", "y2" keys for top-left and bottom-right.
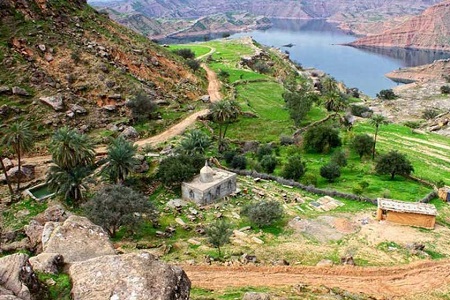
[
  {"x1": 183, "y1": 168, "x2": 236, "y2": 190},
  {"x1": 377, "y1": 198, "x2": 437, "y2": 216}
]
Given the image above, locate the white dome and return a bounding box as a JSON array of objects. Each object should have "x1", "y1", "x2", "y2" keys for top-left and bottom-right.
[{"x1": 200, "y1": 161, "x2": 214, "y2": 183}]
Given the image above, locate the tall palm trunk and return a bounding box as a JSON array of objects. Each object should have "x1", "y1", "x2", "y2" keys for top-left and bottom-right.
[
  {"x1": 372, "y1": 125, "x2": 379, "y2": 160},
  {"x1": 16, "y1": 144, "x2": 21, "y2": 192}
]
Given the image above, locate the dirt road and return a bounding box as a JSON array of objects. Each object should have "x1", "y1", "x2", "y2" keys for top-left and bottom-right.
[{"x1": 183, "y1": 260, "x2": 450, "y2": 298}]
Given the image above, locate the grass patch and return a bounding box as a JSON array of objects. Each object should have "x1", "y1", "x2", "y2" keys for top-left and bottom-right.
[
  {"x1": 2, "y1": 198, "x2": 48, "y2": 231},
  {"x1": 37, "y1": 273, "x2": 71, "y2": 300}
]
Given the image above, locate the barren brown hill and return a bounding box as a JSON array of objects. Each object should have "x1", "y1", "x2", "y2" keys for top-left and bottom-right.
[{"x1": 349, "y1": 0, "x2": 450, "y2": 51}]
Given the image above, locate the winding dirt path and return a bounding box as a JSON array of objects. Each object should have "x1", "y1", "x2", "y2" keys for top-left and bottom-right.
[{"x1": 182, "y1": 260, "x2": 450, "y2": 298}]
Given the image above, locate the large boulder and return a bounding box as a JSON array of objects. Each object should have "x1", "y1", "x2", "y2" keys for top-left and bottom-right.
[
  {"x1": 42, "y1": 215, "x2": 115, "y2": 266},
  {"x1": 0, "y1": 254, "x2": 43, "y2": 300},
  {"x1": 39, "y1": 95, "x2": 64, "y2": 111},
  {"x1": 6, "y1": 166, "x2": 35, "y2": 183},
  {"x1": 28, "y1": 253, "x2": 63, "y2": 275},
  {"x1": 119, "y1": 126, "x2": 139, "y2": 140},
  {"x1": 69, "y1": 251, "x2": 190, "y2": 300}
]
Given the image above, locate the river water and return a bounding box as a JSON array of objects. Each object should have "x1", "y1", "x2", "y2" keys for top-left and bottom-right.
[{"x1": 230, "y1": 19, "x2": 450, "y2": 97}]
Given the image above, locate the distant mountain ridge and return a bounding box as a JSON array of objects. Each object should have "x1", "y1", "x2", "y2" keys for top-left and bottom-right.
[{"x1": 349, "y1": 0, "x2": 450, "y2": 51}]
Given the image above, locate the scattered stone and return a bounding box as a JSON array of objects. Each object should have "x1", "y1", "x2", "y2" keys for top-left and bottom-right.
[
  {"x1": 29, "y1": 253, "x2": 64, "y2": 275},
  {"x1": 316, "y1": 259, "x2": 334, "y2": 267},
  {"x1": 242, "y1": 292, "x2": 270, "y2": 300},
  {"x1": 200, "y1": 95, "x2": 210, "y2": 103},
  {"x1": 187, "y1": 239, "x2": 201, "y2": 246},
  {"x1": 233, "y1": 230, "x2": 248, "y2": 238},
  {"x1": 108, "y1": 93, "x2": 121, "y2": 100},
  {"x1": 0, "y1": 253, "x2": 44, "y2": 300},
  {"x1": 42, "y1": 215, "x2": 116, "y2": 266},
  {"x1": 119, "y1": 126, "x2": 139, "y2": 140},
  {"x1": 340, "y1": 255, "x2": 355, "y2": 266},
  {"x1": 239, "y1": 226, "x2": 251, "y2": 231},
  {"x1": 1, "y1": 158, "x2": 14, "y2": 171},
  {"x1": 241, "y1": 253, "x2": 257, "y2": 264},
  {"x1": 0, "y1": 85, "x2": 12, "y2": 94},
  {"x1": 166, "y1": 199, "x2": 188, "y2": 209},
  {"x1": 6, "y1": 165, "x2": 35, "y2": 183},
  {"x1": 231, "y1": 212, "x2": 241, "y2": 219},
  {"x1": 69, "y1": 251, "x2": 190, "y2": 300},
  {"x1": 40, "y1": 95, "x2": 64, "y2": 111},
  {"x1": 70, "y1": 104, "x2": 87, "y2": 115},
  {"x1": 252, "y1": 237, "x2": 264, "y2": 245},
  {"x1": 102, "y1": 104, "x2": 116, "y2": 112},
  {"x1": 406, "y1": 242, "x2": 425, "y2": 251},
  {"x1": 44, "y1": 53, "x2": 53, "y2": 62},
  {"x1": 175, "y1": 218, "x2": 186, "y2": 226},
  {"x1": 151, "y1": 56, "x2": 159, "y2": 66},
  {"x1": 272, "y1": 259, "x2": 290, "y2": 266},
  {"x1": 12, "y1": 86, "x2": 30, "y2": 97},
  {"x1": 189, "y1": 208, "x2": 198, "y2": 215}
]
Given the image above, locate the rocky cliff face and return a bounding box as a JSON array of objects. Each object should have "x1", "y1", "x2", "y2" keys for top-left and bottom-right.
[
  {"x1": 349, "y1": 0, "x2": 450, "y2": 51},
  {"x1": 0, "y1": 0, "x2": 203, "y2": 142},
  {"x1": 90, "y1": 0, "x2": 441, "y2": 20}
]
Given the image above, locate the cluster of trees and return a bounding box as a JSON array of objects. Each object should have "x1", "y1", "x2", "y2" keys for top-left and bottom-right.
[{"x1": 172, "y1": 48, "x2": 200, "y2": 72}]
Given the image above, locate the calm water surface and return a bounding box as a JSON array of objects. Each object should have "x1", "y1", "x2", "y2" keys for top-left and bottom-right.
[{"x1": 230, "y1": 19, "x2": 450, "y2": 97}]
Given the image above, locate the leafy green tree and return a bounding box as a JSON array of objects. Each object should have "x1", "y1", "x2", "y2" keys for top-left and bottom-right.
[
  {"x1": 157, "y1": 154, "x2": 204, "y2": 186},
  {"x1": 375, "y1": 151, "x2": 414, "y2": 180},
  {"x1": 320, "y1": 163, "x2": 341, "y2": 182},
  {"x1": 84, "y1": 185, "x2": 158, "y2": 237},
  {"x1": 210, "y1": 99, "x2": 241, "y2": 152},
  {"x1": 303, "y1": 124, "x2": 341, "y2": 153},
  {"x1": 126, "y1": 92, "x2": 157, "y2": 123},
  {"x1": 370, "y1": 114, "x2": 388, "y2": 159},
  {"x1": 256, "y1": 144, "x2": 273, "y2": 161},
  {"x1": 330, "y1": 149, "x2": 347, "y2": 167},
  {"x1": 178, "y1": 130, "x2": 211, "y2": 155},
  {"x1": 186, "y1": 59, "x2": 200, "y2": 72},
  {"x1": 1, "y1": 121, "x2": 34, "y2": 192},
  {"x1": 351, "y1": 134, "x2": 374, "y2": 160},
  {"x1": 260, "y1": 155, "x2": 277, "y2": 173},
  {"x1": 49, "y1": 127, "x2": 95, "y2": 170},
  {"x1": 241, "y1": 200, "x2": 284, "y2": 228},
  {"x1": 205, "y1": 219, "x2": 233, "y2": 257},
  {"x1": 102, "y1": 136, "x2": 138, "y2": 184},
  {"x1": 47, "y1": 165, "x2": 92, "y2": 203},
  {"x1": 282, "y1": 154, "x2": 306, "y2": 181},
  {"x1": 283, "y1": 82, "x2": 318, "y2": 126}
]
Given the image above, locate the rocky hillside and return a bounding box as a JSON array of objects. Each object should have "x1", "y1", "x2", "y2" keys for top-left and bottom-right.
[
  {"x1": 0, "y1": 0, "x2": 204, "y2": 146},
  {"x1": 103, "y1": 9, "x2": 271, "y2": 40},
  {"x1": 349, "y1": 0, "x2": 450, "y2": 50}
]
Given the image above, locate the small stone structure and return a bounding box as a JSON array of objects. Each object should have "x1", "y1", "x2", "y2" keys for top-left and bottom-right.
[
  {"x1": 438, "y1": 186, "x2": 450, "y2": 202},
  {"x1": 376, "y1": 198, "x2": 437, "y2": 229},
  {"x1": 182, "y1": 162, "x2": 237, "y2": 205}
]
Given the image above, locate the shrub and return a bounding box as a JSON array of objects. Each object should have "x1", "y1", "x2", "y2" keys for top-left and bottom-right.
[
  {"x1": 241, "y1": 200, "x2": 284, "y2": 228},
  {"x1": 218, "y1": 69, "x2": 230, "y2": 81},
  {"x1": 84, "y1": 185, "x2": 158, "y2": 237},
  {"x1": 331, "y1": 150, "x2": 347, "y2": 167},
  {"x1": 282, "y1": 154, "x2": 306, "y2": 181},
  {"x1": 223, "y1": 150, "x2": 237, "y2": 164},
  {"x1": 320, "y1": 163, "x2": 341, "y2": 182},
  {"x1": 403, "y1": 121, "x2": 422, "y2": 129},
  {"x1": 279, "y1": 135, "x2": 294, "y2": 145},
  {"x1": 352, "y1": 185, "x2": 363, "y2": 195},
  {"x1": 302, "y1": 172, "x2": 318, "y2": 186},
  {"x1": 303, "y1": 124, "x2": 341, "y2": 153},
  {"x1": 441, "y1": 85, "x2": 450, "y2": 94},
  {"x1": 186, "y1": 59, "x2": 200, "y2": 72},
  {"x1": 253, "y1": 61, "x2": 271, "y2": 74},
  {"x1": 376, "y1": 89, "x2": 397, "y2": 100},
  {"x1": 172, "y1": 48, "x2": 195, "y2": 59},
  {"x1": 350, "y1": 105, "x2": 372, "y2": 117},
  {"x1": 257, "y1": 144, "x2": 273, "y2": 161},
  {"x1": 260, "y1": 155, "x2": 277, "y2": 173},
  {"x1": 126, "y1": 92, "x2": 157, "y2": 123},
  {"x1": 422, "y1": 108, "x2": 440, "y2": 120},
  {"x1": 230, "y1": 155, "x2": 247, "y2": 170}
]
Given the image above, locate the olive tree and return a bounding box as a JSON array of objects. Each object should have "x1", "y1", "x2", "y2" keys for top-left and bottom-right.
[
  {"x1": 375, "y1": 151, "x2": 414, "y2": 180},
  {"x1": 205, "y1": 219, "x2": 233, "y2": 257}
]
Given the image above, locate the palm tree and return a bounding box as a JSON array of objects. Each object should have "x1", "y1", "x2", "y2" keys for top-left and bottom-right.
[
  {"x1": 324, "y1": 91, "x2": 347, "y2": 113},
  {"x1": 47, "y1": 164, "x2": 91, "y2": 203},
  {"x1": 49, "y1": 127, "x2": 95, "y2": 169},
  {"x1": 210, "y1": 99, "x2": 241, "y2": 152},
  {"x1": 1, "y1": 121, "x2": 34, "y2": 192},
  {"x1": 370, "y1": 114, "x2": 388, "y2": 160},
  {"x1": 179, "y1": 129, "x2": 211, "y2": 155},
  {"x1": 101, "y1": 136, "x2": 138, "y2": 184}
]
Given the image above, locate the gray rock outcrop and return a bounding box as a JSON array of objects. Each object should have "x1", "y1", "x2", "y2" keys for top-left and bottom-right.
[
  {"x1": 242, "y1": 292, "x2": 271, "y2": 300},
  {"x1": 69, "y1": 251, "x2": 191, "y2": 300},
  {"x1": 39, "y1": 95, "x2": 64, "y2": 111},
  {"x1": 42, "y1": 215, "x2": 115, "y2": 266},
  {"x1": 28, "y1": 253, "x2": 63, "y2": 275},
  {"x1": 0, "y1": 254, "x2": 43, "y2": 300},
  {"x1": 119, "y1": 126, "x2": 139, "y2": 140}
]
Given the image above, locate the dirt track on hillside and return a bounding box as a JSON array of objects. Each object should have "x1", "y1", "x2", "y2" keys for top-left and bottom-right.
[{"x1": 182, "y1": 260, "x2": 450, "y2": 298}]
